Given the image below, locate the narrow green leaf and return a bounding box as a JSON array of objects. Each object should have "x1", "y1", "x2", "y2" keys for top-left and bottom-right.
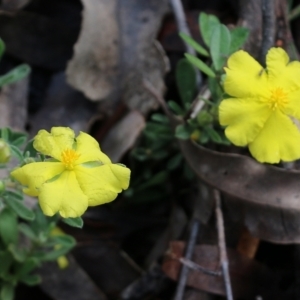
[
  {"x1": 5, "y1": 190, "x2": 23, "y2": 201},
  {"x1": 0, "y1": 283, "x2": 14, "y2": 300},
  {"x1": 179, "y1": 32, "x2": 209, "y2": 56},
  {"x1": 8, "y1": 244, "x2": 26, "y2": 262},
  {"x1": 9, "y1": 144, "x2": 24, "y2": 162},
  {"x1": 0, "y1": 38, "x2": 6, "y2": 59},
  {"x1": 18, "y1": 223, "x2": 37, "y2": 241},
  {"x1": 199, "y1": 12, "x2": 220, "y2": 47},
  {"x1": 167, "y1": 154, "x2": 182, "y2": 170},
  {"x1": 62, "y1": 217, "x2": 84, "y2": 228},
  {"x1": 0, "y1": 251, "x2": 13, "y2": 276},
  {"x1": 0, "y1": 64, "x2": 31, "y2": 88},
  {"x1": 16, "y1": 258, "x2": 40, "y2": 279},
  {"x1": 151, "y1": 113, "x2": 169, "y2": 123},
  {"x1": 185, "y1": 53, "x2": 216, "y2": 78},
  {"x1": 37, "y1": 246, "x2": 73, "y2": 261},
  {"x1": 4, "y1": 197, "x2": 35, "y2": 221},
  {"x1": 205, "y1": 127, "x2": 223, "y2": 143},
  {"x1": 175, "y1": 124, "x2": 193, "y2": 140},
  {"x1": 0, "y1": 208, "x2": 18, "y2": 246},
  {"x1": 210, "y1": 24, "x2": 231, "y2": 70},
  {"x1": 229, "y1": 27, "x2": 249, "y2": 54},
  {"x1": 176, "y1": 58, "x2": 197, "y2": 105},
  {"x1": 48, "y1": 235, "x2": 76, "y2": 248},
  {"x1": 20, "y1": 274, "x2": 41, "y2": 286},
  {"x1": 167, "y1": 100, "x2": 185, "y2": 115}
]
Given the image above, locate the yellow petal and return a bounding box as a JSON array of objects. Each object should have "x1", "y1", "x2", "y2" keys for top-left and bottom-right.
[
  {"x1": 75, "y1": 131, "x2": 111, "y2": 165},
  {"x1": 249, "y1": 110, "x2": 300, "y2": 163},
  {"x1": 38, "y1": 171, "x2": 88, "y2": 218},
  {"x1": 34, "y1": 127, "x2": 75, "y2": 160},
  {"x1": 284, "y1": 90, "x2": 300, "y2": 120},
  {"x1": 11, "y1": 162, "x2": 65, "y2": 196},
  {"x1": 219, "y1": 98, "x2": 271, "y2": 146},
  {"x1": 266, "y1": 47, "x2": 300, "y2": 92},
  {"x1": 74, "y1": 164, "x2": 130, "y2": 206},
  {"x1": 224, "y1": 50, "x2": 268, "y2": 98}
]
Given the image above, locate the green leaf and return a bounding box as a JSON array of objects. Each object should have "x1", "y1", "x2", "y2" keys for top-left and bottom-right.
[
  {"x1": 48, "y1": 235, "x2": 76, "y2": 248},
  {"x1": 20, "y1": 274, "x2": 41, "y2": 286},
  {"x1": 8, "y1": 244, "x2": 26, "y2": 262},
  {"x1": 0, "y1": 38, "x2": 6, "y2": 59},
  {"x1": 37, "y1": 246, "x2": 73, "y2": 261},
  {"x1": 0, "y1": 251, "x2": 13, "y2": 276},
  {"x1": 176, "y1": 58, "x2": 197, "y2": 105},
  {"x1": 175, "y1": 124, "x2": 194, "y2": 140},
  {"x1": 62, "y1": 217, "x2": 84, "y2": 228},
  {"x1": 179, "y1": 32, "x2": 209, "y2": 56},
  {"x1": 9, "y1": 144, "x2": 24, "y2": 162},
  {"x1": 0, "y1": 283, "x2": 14, "y2": 300},
  {"x1": 185, "y1": 54, "x2": 216, "y2": 78},
  {"x1": 199, "y1": 12, "x2": 220, "y2": 47},
  {"x1": 135, "y1": 171, "x2": 168, "y2": 191},
  {"x1": 0, "y1": 64, "x2": 31, "y2": 88},
  {"x1": 229, "y1": 27, "x2": 249, "y2": 54},
  {"x1": 4, "y1": 190, "x2": 23, "y2": 201},
  {"x1": 167, "y1": 154, "x2": 182, "y2": 170},
  {"x1": 22, "y1": 139, "x2": 37, "y2": 157},
  {"x1": 16, "y1": 258, "x2": 40, "y2": 279},
  {"x1": 151, "y1": 113, "x2": 169, "y2": 124},
  {"x1": 167, "y1": 100, "x2": 185, "y2": 115},
  {"x1": 4, "y1": 197, "x2": 35, "y2": 221},
  {"x1": 18, "y1": 223, "x2": 37, "y2": 241},
  {"x1": 205, "y1": 127, "x2": 223, "y2": 143},
  {"x1": 210, "y1": 24, "x2": 231, "y2": 70},
  {"x1": 0, "y1": 208, "x2": 18, "y2": 246}
]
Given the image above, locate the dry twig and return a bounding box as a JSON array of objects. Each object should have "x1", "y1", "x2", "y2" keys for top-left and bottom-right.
[{"x1": 214, "y1": 189, "x2": 233, "y2": 300}]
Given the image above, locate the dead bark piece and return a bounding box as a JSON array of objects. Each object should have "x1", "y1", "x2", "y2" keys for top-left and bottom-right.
[
  {"x1": 39, "y1": 255, "x2": 107, "y2": 300},
  {"x1": 163, "y1": 242, "x2": 284, "y2": 299},
  {"x1": 29, "y1": 72, "x2": 97, "y2": 136},
  {"x1": 101, "y1": 110, "x2": 145, "y2": 162},
  {"x1": 0, "y1": 76, "x2": 28, "y2": 130},
  {"x1": 179, "y1": 139, "x2": 300, "y2": 243},
  {"x1": 67, "y1": 0, "x2": 169, "y2": 114}
]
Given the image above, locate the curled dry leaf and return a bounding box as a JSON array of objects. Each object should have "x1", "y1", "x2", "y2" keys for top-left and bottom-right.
[
  {"x1": 67, "y1": 0, "x2": 169, "y2": 114},
  {"x1": 179, "y1": 139, "x2": 300, "y2": 243},
  {"x1": 162, "y1": 241, "x2": 283, "y2": 299}
]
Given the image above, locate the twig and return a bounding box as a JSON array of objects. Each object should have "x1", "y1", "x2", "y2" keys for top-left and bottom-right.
[
  {"x1": 169, "y1": 0, "x2": 202, "y2": 87},
  {"x1": 214, "y1": 189, "x2": 233, "y2": 300},
  {"x1": 260, "y1": 0, "x2": 275, "y2": 65},
  {"x1": 169, "y1": 0, "x2": 195, "y2": 55},
  {"x1": 173, "y1": 219, "x2": 200, "y2": 300},
  {"x1": 179, "y1": 257, "x2": 221, "y2": 277}
]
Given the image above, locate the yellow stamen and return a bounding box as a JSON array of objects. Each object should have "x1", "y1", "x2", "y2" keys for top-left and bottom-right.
[
  {"x1": 269, "y1": 87, "x2": 288, "y2": 111},
  {"x1": 61, "y1": 149, "x2": 80, "y2": 170}
]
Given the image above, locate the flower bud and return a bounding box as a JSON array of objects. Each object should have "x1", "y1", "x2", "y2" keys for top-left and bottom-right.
[{"x1": 0, "y1": 139, "x2": 10, "y2": 163}]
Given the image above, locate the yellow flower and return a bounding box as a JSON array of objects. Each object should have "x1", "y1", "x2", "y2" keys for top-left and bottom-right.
[
  {"x1": 11, "y1": 127, "x2": 130, "y2": 218},
  {"x1": 219, "y1": 47, "x2": 300, "y2": 163}
]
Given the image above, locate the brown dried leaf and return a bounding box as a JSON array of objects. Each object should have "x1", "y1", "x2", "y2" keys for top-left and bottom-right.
[
  {"x1": 67, "y1": 0, "x2": 169, "y2": 114},
  {"x1": 101, "y1": 111, "x2": 145, "y2": 162},
  {"x1": 162, "y1": 241, "x2": 283, "y2": 299},
  {"x1": 179, "y1": 139, "x2": 300, "y2": 243}
]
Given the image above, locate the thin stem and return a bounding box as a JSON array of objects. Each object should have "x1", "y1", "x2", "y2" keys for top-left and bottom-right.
[
  {"x1": 260, "y1": 0, "x2": 275, "y2": 66},
  {"x1": 169, "y1": 0, "x2": 202, "y2": 87},
  {"x1": 214, "y1": 189, "x2": 233, "y2": 300},
  {"x1": 173, "y1": 219, "x2": 199, "y2": 300}
]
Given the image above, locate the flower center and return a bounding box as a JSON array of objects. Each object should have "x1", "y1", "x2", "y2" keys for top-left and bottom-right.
[
  {"x1": 268, "y1": 87, "x2": 288, "y2": 110},
  {"x1": 61, "y1": 149, "x2": 80, "y2": 170}
]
